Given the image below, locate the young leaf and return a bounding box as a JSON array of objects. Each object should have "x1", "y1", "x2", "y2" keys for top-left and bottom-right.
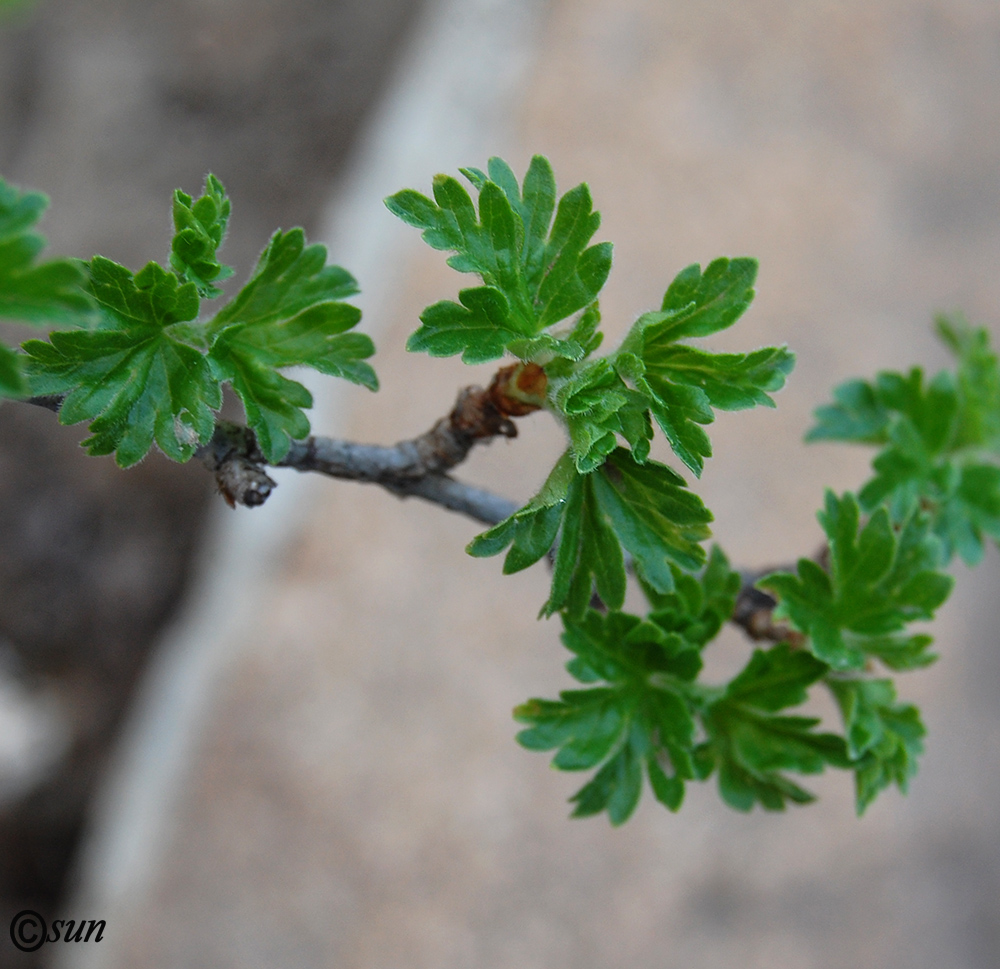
[
  {"x1": 699, "y1": 644, "x2": 847, "y2": 811},
  {"x1": 759, "y1": 492, "x2": 952, "y2": 670},
  {"x1": 657, "y1": 257, "x2": 759, "y2": 339},
  {"x1": 551, "y1": 357, "x2": 652, "y2": 471},
  {"x1": 169, "y1": 173, "x2": 234, "y2": 298},
  {"x1": 826, "y1": 677, "x2": 926, "y2": 814},
  {"x1": 467, "y1": 448, "x2": 712, "y2": 617},
  {"x1": 515, "y1": 609, "x2": 702, "y2": 824},
  {"x1": 207, "y1": 228, "x2": 376, "y2": 461},
  {"x1": 607, "y1": 259, "x2": 794, "y2": 476},
  {"x1": 406, "y1": 286, "x2": 525, "y2": 363},
  {"x1": 386, "y1": 155, "x2": 612, "y2": 360},
  {"x1": 22, "y1": 258, "x2": 218, "y2": 466}
]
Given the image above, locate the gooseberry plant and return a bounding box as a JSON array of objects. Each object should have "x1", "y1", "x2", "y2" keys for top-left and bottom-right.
[{"x1": 2, "y1": 157, "x2": 997, "y2": 824}]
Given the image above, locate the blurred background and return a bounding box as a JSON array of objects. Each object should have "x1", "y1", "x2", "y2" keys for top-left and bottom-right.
[{"x1": 1, "y1": 0, "x2": 999, "y2": 967}]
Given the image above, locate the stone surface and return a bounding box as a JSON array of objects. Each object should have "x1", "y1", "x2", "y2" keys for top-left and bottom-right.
[
  {"x1": 51, "y1": 1, "x2": 1000, "y2": 967},
  {"x1": 0, "y1": 0, "x2": 426, "y2": 961}
]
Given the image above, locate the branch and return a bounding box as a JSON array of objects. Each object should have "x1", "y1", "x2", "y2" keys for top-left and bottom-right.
[
  {"x1": 197, "y1": 366, "x2": 539, "y2": 524},
  {"x1": 732, "y1": 570, "x2": 803, "y2": 647},
  {"x1": 22, "y1": 374, "x2": 800, "y2": 642}
]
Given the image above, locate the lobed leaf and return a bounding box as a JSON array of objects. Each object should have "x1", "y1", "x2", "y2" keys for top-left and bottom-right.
[
  {"x1": 0, "y1": 178, "x2": 92, "y2": 328},
  {"x1": 607, "y1": 258, "x2": 793, "y2": 476},
  {"x1": 826, "y1": 677, "x2": 925, "y2": 814},
  {"x1": 759, "y1": 492, "x2": 952, "y2": 671},
  {"x1": 698, "y1": 644, "x2": 848, "y2": 811},
  {"x1": 0, "y1": 177, "x2": 94, "y2": 396},
  {"x1": 386, "y1": 155, "x2": 612, "y2": 362},
  {"x1": 514, "y1": 608, "x2": 702, "y2": 824},
  {"x1": 467, "y1": 448, "x2": 712, "y2": 617},
  {"x1": 208, "y1": 228, "x2": 375, "y2": 461},
  {"x1": 22, "y1": 258, "x2": 218, "y2": 465}
]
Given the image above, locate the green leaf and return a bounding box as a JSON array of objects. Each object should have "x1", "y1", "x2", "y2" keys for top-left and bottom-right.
[
  {"x1": 514, "y1": 608, "x2": 702, "y2": 824},
  {"x1": 699, "y1": 646, "x2": 848, "y2": 812},
  {"x1": 552, "y1": 357, "x2": 652, "y2": 471},
  {"x1": 607, "y1": 259, "x2": 793, "y2": 476},
  {"x1": 22, "y1": 257, "x2": 219, "y2": 466},
  {"x1": 406, "y1": 286, "x2": 524, "y2": 363},
  {"x1": 935, "y1": 313, "x2": 1000, "y2": 450},
  {"x1": 759, "y1": 492, "x2": 952, "y2": 670},
  {"x1": 207, "y1": 228, "x2": 375, "y2": 461},
  {"x1": 724, "y1": 642, "x2": 830, "y2": 712},
  {"x1": 386, "y1": 155, "x2": 612, "y2": 360},
  {"x1": 0, "y1": 342, "x2": 25, "y2": 396},
  {"x1": 169, "y1": 173, "x2": 234, "y2": 298},
  {"x1": 0, "y1": 177, "x2": 94, "y2": 396},
  {"x1": 807, "y1": 325, "x2": 1000, "y2": 564},
  {"x1": 469, "y1": 448, "x2": 711, "y2": 618},
  {"x1": 0, "y1": 178, "x2": 92, "y2": 328},
  {"x1": 826, "y1": 678, "x2": 925, "y2": 814},
  {"x1": 658, "y1": 257, "x2": 758, "y2": 339},
  {"x1": 642, "y1": 544, "x2": 742, "y2": 650}
]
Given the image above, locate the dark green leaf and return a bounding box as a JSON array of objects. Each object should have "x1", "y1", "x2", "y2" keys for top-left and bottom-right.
[
  {"x1": 701, "y1": 660, "x2": 849, "y2": 812},
  {"x1": 22, "y1": 257, "x2": 218, "y2": 466},
  {"x1": 724, "y1": 643, "x2": 829, "y2": 712},
  {"x1": 468, "y1": 448, "x2": 711, "y2": 618}
]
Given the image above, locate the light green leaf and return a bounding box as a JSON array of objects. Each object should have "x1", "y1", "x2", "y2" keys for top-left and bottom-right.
[
  {"x1": 759, "y1": 492, "x2": 952, "y2": 670},
  {"x1": 208, "y1": 228, "x2": 375, "y2": 461},
  {"x1": 386, "y1": 155, "x2": 612, "y2": 360},
  {"x1": 827, "y1": 678, "x2": 925, "y2": 814},
  {"x1": 169, "y1": 173, "x2": 234, "y2": 298}
]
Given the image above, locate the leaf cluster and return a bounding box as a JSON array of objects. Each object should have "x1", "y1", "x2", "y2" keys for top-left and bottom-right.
[
  {"x1": 391, "y1": 156, "x2": 959, "y2": 822},
  {"x1": 10, "y1": 175, "x2": 377, "y2": 466},
  {"x1": 4, "y1": 157, "x2": 978, "y2": 826},
  {"x1": 389, "y1": 159, "x2": 794, "y2": 472},
  {"x1": 390, "y1": 160, "x2": 794, "y2": 620},
  {"x1": 808, "y1": 315, "x2": 1000, "y2": 564},
  {"x1": 514, "y1": 550, "x2": 855, "y2": 822}
]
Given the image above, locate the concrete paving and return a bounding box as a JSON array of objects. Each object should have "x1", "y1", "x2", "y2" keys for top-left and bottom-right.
[{"x1": 61, "y1": 1, "x2": 1000, "y2": 967}]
